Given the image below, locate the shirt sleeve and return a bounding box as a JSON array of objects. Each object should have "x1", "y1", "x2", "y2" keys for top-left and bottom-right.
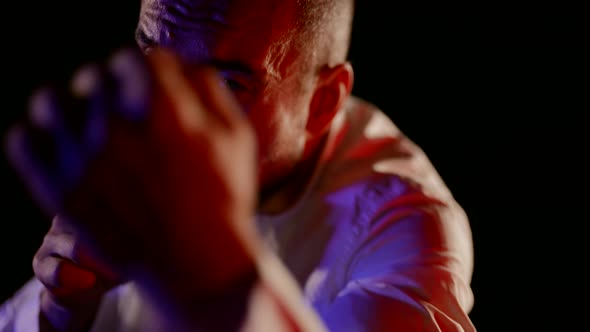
[
  {"x1": 314, "y1": 177, "x2": 476, "y2": 332},
  {"x1": 0, "y1": 278, "x2": 43, "y2": 332},
  {"x1": 0, "y1": 277, "x2": 135, "y2": 332},
  {"x1": 241, "y1": 250, "x2": 329, "y2": 332}
]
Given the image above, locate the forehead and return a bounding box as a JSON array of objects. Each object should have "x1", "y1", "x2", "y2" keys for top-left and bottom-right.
[
  {"x1": 138, "y1": 0, "x2": 302, "y2": 82},
  {"x1": 139, "y1": 0, "x2": 297, "y2": 52},
  {"x1": 141, "y1": 0, "x2": 289, "y2": 23}
]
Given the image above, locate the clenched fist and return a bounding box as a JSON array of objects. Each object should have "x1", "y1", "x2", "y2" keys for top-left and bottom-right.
[
  {"x1": 5, "y1": 47, "x2": 262, "y2": 327},
  {"x1": 34, "y1": 215, "x2": 123, "y2": 332}
]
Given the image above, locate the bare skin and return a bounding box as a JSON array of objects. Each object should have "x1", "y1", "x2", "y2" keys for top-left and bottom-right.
[
  {"x1": 35, "y1": 216, "x2": 122, "y2": 332},
  {"x1": 5, "y1": 0, "x2": 353, "y2": 330}
]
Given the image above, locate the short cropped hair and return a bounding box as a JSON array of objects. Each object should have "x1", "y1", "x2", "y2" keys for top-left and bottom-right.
[{"x1": 294, "y1": 0, "x2": 355, "y2": 69}]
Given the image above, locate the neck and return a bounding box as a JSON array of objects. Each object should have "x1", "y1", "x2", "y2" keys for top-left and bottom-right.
[{"x1": 257, "y1": 132, "x2": 329, "y2": 215}]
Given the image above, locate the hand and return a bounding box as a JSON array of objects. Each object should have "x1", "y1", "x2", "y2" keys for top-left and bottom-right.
[
  {"x1": 35, "y1": 215, "x2": 123, "y2": 332},
  {"x1": 5, "y1": 47, "x2": 261, "y2": 314}
]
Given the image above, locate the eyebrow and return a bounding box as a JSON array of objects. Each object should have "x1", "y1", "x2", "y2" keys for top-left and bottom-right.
[
  {"x1": 205, "y1": 59, "x2": 266, "y2": 87},
  {"x1": 206, "y1": 59, "x2": 253, "y2": 76},
  {"x1": 134, "y1": 28, "x2": 266, "y2": 87}
]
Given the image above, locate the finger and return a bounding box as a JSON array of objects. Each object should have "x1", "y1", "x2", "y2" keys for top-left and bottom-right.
[
  {"x1": 28, "y1": 87, "x2": 86, "y2": 192},
  {"x1": 61, "y1": 184, "x2": 132, "y2": 272},
  {"x1": 34, "y1": 255, "x2": 96, "y2": 291},
  {"x1": 61, "y1": 143, "x2": 163, "y2": 274},
  {"x1": 48, "y1": 214, "x2": 76, "y2": 235},
  {"x1": 107, "y1": 47, "x2": 152, "y2": 121},
  {"x1": 3, "y1": 126, "x2": 62, "y2": 215},
  {"x1": 29, "y1": 87, "x2": 67, "y2": 132},
  {"x1": 36, "y1": 228, "x2": 77, "y2": 261},
  {"x1": 147, "y1": 48, "x2": 206, "y2": 132},
  {"x1": 69, "y1": 63, "x2": 111, "y2": 157},
  {"x1": 103, "y1": 120, "x2": 165, "y2": 224},
  {"x1": 53, "y1": 260, "x2": 97, "y2": 296},
  {"x1": 185, "y1": 65, "x2": 246, "y2": 129},
  {"x1": 41, "y1": 215, "x2": 124, "y2": 286}
]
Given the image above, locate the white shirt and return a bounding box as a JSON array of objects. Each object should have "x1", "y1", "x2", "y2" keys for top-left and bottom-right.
[{"x1": 0, "y1": 96, "x2": 476, "y2": 331}]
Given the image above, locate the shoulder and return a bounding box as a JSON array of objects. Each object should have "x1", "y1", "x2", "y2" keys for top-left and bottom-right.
[
  {"x1": 323, "y1": 95, "x2": 458, "y2": 209},
  {"x1": 322, "y1": 95, "x2": 474, "y2": 277}
]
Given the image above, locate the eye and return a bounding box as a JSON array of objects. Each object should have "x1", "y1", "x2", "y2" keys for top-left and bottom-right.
[
  {"x1": 222, "y1": 77, "x2": 248, "y2": 92},
  {"x1": 218, "y1": 71, "x2": 253, "y2": 93},
  {"x1": 215, "y1": 68, "x2": 258, "y2": 110}
]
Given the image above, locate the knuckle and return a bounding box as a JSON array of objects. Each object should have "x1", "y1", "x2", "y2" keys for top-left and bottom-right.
[
  {"x1": 71, "y1": 63, "x2": 103, "y2": 98},
  {"x1": 44, "y1": 228, "x2": 79, "y2": 261},
  {"x1": 31, "y1": 254, "x2": 42, "y2": 273},
  {"x1": 61, "y1": 236, "x2": 79, "y2": 261},
  {"x1": 34, "y1": 256, "x2": 61, "y2": 287},
  {"x1": 28, "y1": 87, "x2": 61, "y2": 131},
  {"x1": 108, "y1": 48, "x2": 151, "y2": 121},
  {"x1": 109, "y1": 47, "x2": 146, "y2": 74},
  {"x1": 34, "y1": 235, "x2": 54, "y2": 262}
]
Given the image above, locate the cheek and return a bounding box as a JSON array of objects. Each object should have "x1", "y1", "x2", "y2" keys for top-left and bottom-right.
[
  {"x1": 248, "y1": 104, "x2": 306, "y2": 162},
  {"x1": 248, "y1": 109, "x2": 282, "y2": 160}
]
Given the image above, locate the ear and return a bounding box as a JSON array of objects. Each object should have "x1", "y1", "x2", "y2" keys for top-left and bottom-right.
[{"x1": 306, "y1": 62, "x2": 354, "y2": 136}]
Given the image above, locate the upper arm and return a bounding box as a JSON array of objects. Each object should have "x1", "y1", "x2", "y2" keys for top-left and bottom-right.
[{"x1": 315, "y1": 181, "x2": 476, "y2": 332}]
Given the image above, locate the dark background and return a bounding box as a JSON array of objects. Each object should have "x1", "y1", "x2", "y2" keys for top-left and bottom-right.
[{"x1": 1, "y1": 2, "x2": 587, "y2": 331}]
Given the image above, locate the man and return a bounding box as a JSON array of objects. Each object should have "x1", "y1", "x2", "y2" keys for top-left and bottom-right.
[{"x1": 0, "y1": 0, "x2": 476, "y2": 331}]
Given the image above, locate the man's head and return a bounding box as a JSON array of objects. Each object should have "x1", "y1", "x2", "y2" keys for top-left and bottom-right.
[{"x1": 136, "y1": 0, "x2": 354, "y2": 193}]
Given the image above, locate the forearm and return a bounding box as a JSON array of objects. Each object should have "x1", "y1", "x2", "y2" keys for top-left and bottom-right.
[
  {"x1": 136, "y1": 262, "x2": 259, "y2": 332},
  {"x1": 134, "y1": 247, "x2": 327, "y2": 332}
]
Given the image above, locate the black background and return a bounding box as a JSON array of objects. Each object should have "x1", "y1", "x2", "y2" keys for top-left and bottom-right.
[{"x1": 0, "y1": 2, "x2": 587, "y2": 331}]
